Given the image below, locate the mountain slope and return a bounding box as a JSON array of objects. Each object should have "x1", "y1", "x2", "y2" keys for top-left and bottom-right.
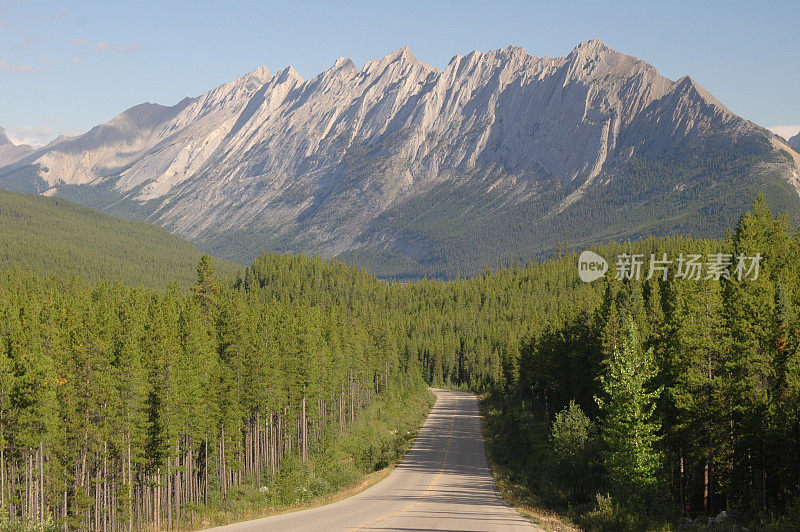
[
  {"x1": 0, "y1": 189, "x2": 239, "y2": 286},
  {"x1": 2, "y1": 40, "x2": 799, "y2": 278}
]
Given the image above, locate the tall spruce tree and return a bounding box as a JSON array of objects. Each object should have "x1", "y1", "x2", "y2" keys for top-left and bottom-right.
[{"x1": 596, "y1": 318, "x2": 663, "y2": 501}]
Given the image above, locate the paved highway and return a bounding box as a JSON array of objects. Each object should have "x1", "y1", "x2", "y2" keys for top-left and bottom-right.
[{"x1": 206, "y1": 389, "x2": 539, "y2": 531}]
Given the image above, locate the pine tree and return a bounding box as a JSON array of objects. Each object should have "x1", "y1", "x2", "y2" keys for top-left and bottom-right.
[
  {"x1": 596, "y1": 318, "x2": 663, "y2": 501},
  {"x1": 193, "y1": 255, "x2": 222, "y2": 322},
  {"x1": 721, "y1": 195, "x2": 789, "y2": 511},
  {"x1": 661, "y1": 257, "x2": 728, "y2": 514}
]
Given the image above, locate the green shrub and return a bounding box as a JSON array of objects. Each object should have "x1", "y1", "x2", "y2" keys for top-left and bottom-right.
[{"x1": 547, "y1": 400, "x2": 600, "y2": 503}]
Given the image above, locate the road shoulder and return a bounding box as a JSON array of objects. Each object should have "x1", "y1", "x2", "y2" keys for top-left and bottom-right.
[{"x1": 477, "y1": 394, "x2": 580, "y2": 532}]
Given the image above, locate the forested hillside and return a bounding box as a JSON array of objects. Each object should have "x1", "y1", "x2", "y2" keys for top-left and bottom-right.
[
  {"x1": 0, "y1": 190, "x2": 239, "y2": 287},
  {"x1": 0, "y1": 256, "x2": 431, "y2": 530},
  {"x1": 1, "y1": 195, "x2": 799, "y2": 530}
]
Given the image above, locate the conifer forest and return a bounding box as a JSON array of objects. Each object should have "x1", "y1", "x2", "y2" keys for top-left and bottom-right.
[{"x1": 1, "y1": 196, "x2": 800, "y2": 530}]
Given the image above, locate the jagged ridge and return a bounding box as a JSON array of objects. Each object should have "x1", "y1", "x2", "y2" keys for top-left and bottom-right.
[{"x1": 1, "y1": 40, "x2": 798, "y2": 277}]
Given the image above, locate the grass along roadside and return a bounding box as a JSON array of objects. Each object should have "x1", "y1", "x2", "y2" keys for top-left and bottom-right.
[
  {"x1": 186, "y1": 382, "x2": 436, "y2": 530},
  {"x1": 478, "y1": 393, "x2": 680, "y2": 531},
  {"x1": 478, "y1": 394, "x2": 579, "y2": 532},
  {"x1": 177, "y1": 463, "x2": 396, "y2": 531}
]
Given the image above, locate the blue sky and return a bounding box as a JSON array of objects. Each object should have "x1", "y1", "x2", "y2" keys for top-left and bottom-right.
[{"x1": 1, "y1": 0, "x2": 799, "y2": 146}]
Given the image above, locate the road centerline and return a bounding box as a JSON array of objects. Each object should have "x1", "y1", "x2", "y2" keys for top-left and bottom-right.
[{"x1": 347, "y1": 396, "x2": 459, "y2": 531}]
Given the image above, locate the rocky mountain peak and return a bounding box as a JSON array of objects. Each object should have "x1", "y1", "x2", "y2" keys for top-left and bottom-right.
[
  {"x1": 384, "y1": 46, "x2": 418, "y2": 64},
  {"x1": 275, "y1": 65, "x2": 303, "y2": 84},
  {"x1": 571, "y1": 37, "x2": 611, "y2": 56},
  {"x1": 0, "y1": 126, "x2": 34, "y2": 167},
  {"x1": 0, "y1": 128, "x2": 12, "y2": 146},
  {"x1": 669, "y1": 75, "x2": 732, "y2": 117},
  {"x1": 564, "y1": 37, "x2": 656, "y2": 84},
  {"x1": 364, "y1": 46, "x2": 437, "y2": 75},
  {"x1": 332, "y1": 56, "x2": 356, "y2": 71},
  {"x1": 109, "y1": 102, "x2": 178, "y2": 130},
  {"x1": 203, "y1": 65, "x2": 272, "y2": 100},
  {"x1": 481, "y1": 45, "x2": 534, "y2": 66},
  {"x1": 47, "y1": 134, "x2": 68, "y2": 146},
  {"x1": 309, "y1": 57, "x2": 359, "y2": 89},
  {"x1": 566, "y1": 38, "x2": 618, "y2": 68},
  {"x1": 242, "y1": 65, "x2": 272, "y2": 87}
]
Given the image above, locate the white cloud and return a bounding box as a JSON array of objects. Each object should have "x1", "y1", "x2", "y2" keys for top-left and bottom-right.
[
  {"x1": 768, "y1": 125, "x2": 800, "y2": 140},
  {"x1": 43, "y1": 11, "x2": 67, "y2": 21},
  {"x1": 92, "y1": 40, "x2": 111, "y2": 52},
  {"x1": 117, "y1": 42, "x2": 141, "y2": 54},
  {"x1": 73, "y1": 38, "x2": 141, "y2": 55},
  {"x1": 0, "y1": 60, "x2": 37, "y2": 74},
  {"x1": 6, "y1": 125, "x2": 56, "y2": 146},
  {"x1": 91, "y1": 40, "x2": 141, "y2": 54},
  {"x1": 14, "y1": 36, "x2": 33, "y2": 48},
  {"x1": 6, "y1": 125, "x2": 82, "y2": 147}
]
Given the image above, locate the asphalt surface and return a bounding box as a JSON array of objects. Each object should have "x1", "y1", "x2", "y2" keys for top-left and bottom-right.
[{"x1": 206, "y1": 389, "x2": 539, "y2": 531}]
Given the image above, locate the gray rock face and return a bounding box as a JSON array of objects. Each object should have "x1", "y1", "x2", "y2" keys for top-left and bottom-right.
[{"x1": 1, "y1": 40, "x2": 799, "y2": 276}]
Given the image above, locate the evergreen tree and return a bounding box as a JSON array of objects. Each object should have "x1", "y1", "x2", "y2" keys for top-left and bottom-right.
[{"x1": 596, "y1": 319, "x2": 663, "y2": 501}]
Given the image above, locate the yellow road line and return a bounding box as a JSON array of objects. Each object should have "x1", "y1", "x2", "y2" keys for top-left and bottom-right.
[{"x1": 348, "y1": 396, "x2": 459, "y2": 531}]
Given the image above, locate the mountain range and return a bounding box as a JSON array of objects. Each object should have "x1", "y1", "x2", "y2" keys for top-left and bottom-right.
[{"x1": 2, "y1": 39, "x2": 799, "y2": 278}]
